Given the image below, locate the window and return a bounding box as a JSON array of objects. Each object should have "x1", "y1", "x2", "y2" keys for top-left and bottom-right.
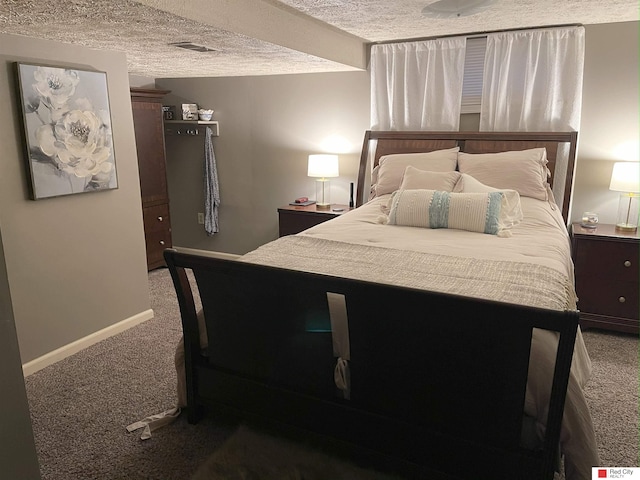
[{"x1": 461, "y1": 36, "x2": 487, "y2": 114}]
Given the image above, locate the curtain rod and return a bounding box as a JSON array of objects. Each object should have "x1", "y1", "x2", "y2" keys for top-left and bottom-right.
[{"x1": 370, "y1": 23, "x2": 583, "y2": 46}]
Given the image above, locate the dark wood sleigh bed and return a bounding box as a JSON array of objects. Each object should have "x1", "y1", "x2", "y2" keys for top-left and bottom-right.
[{"x1": 165, "y1": 131, "x2": 586, "y2": 480}]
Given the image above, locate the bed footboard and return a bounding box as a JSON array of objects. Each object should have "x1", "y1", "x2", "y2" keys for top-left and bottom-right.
[{"x1": 164, "y1": 248, "x2": 578, "y2": 480}]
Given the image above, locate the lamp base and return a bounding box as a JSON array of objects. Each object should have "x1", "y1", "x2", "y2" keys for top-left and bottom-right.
[
  {"x1": 315, "y1": 178, "x2": 331, "y2": 210},
  {"x1": 615, "y1": 193, "x2": 639, "y2": 234},
  {"x1": 615, "y1": 223, "x2": 638, "y2": 233}
]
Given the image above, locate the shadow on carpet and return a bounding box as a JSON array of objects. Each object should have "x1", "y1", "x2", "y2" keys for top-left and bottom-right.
[{"x1": 191, "y1": 424, "x2": 404, "y2": 480}]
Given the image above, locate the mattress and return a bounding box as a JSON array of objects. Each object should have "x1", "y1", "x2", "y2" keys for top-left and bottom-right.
[{"x1": 240, "y1": 194, "x2": 598, "y2": 480}]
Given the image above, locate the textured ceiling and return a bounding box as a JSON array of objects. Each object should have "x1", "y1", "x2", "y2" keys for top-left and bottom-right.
[{"x1": 0, "y1": 0, "x2": 637, "y2": 78}]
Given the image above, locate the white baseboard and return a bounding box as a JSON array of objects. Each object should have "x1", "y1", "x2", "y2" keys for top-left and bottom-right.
[
  {"x1": 22, "y1": 309, "x2": 154, "y2": 377},
  {"x1": 172, "y1": 246, "x2": 241, "y2": 260}
]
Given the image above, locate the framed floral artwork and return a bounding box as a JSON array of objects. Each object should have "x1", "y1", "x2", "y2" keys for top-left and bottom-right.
[{"x1": 15, "y1": 63, "x2": 118, "y2": 199}]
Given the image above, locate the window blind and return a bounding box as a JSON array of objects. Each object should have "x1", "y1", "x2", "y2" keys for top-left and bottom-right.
[{"x1": 461, "y1": 37, "x2": 487, "y2": 114}]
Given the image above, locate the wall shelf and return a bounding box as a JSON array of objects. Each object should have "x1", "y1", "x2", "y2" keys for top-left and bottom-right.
[{"x1": 164, "y1": 120, "x2": 219, "y2": 137}]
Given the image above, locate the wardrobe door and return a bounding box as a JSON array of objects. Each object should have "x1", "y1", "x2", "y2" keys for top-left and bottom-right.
[{"x1": 131, "y1": 88, "x2": 172, "y2": 270}]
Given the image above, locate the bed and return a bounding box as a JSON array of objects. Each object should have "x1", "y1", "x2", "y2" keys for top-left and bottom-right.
[{"x1": 165, "y1": 131, "x2": 598, "y2": 480}]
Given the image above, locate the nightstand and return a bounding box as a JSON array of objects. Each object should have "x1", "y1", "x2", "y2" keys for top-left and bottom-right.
[
  {"x1": 571, "y1": 223, "x2": 639, "y2": 334},
  {"x1": 278, "y1": 204, "x2": 352, "y2": 237}
]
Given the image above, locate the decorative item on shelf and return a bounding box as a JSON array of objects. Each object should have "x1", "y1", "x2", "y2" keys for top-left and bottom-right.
[
  {"x1": 308, "y1": 154, "x2": 339, "y2": 210},
  {"x1": 181, "y1": 103, "x2": 198, "y2": 120},
  {"x1": 580, "y1": 212, "x2": 599, "y2": 229},
  {"x1": 162, "y1": 105, "x2": 176, "y2": 120},
  {"x1": 198, "y1": 109, "x2": 214, "y2": 121},
  {"x1": 609, "y1": 162, "x2": 640, "y2": 233}
]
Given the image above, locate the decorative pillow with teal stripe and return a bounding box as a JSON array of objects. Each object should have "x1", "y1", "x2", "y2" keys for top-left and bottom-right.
[{"x1": 383, "y1": 189, "x2": 516, "y2": 237}]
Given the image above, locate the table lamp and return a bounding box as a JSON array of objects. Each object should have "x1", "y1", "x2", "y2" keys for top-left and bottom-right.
[
  {"x1": 308, "y1": 154, "x2": 339, "y2": 210},
  {"x1": 609, "y1": 161, "x2": 640, "y2": 232}
]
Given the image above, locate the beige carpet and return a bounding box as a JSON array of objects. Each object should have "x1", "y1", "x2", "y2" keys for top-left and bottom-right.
[{"x1": 191, "y1": 425, "x2": 402, "y2": 480}]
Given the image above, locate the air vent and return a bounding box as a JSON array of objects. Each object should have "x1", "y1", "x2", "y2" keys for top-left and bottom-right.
[{"x1": 168, "y1": 42, "x2": 216, "y2": 53}]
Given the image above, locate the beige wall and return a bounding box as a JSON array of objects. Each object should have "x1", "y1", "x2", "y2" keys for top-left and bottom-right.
[
  {"x1": 572, "y1": 21, "x2": 639, "y2": 224},
  {"x1": 158, "y1": 72, "x2": 370, "y2": 254},
  {"x1": 0, "y1": 231, "x2": 40, "y2": 477},
  {"x1": 0, "y1": 33, "x2": 151, "y2": 364}
]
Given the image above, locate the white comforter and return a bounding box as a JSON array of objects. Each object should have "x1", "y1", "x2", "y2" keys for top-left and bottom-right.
[{"x1": 245, "y1": 195, "x2": 598, "y2": 480}]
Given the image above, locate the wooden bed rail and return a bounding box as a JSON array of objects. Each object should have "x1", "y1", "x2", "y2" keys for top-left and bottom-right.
[{"x1": 164, "y1": 248, "x2": 579, "y2": 480}]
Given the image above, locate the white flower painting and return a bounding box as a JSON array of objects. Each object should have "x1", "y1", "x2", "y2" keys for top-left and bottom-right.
[{"x1": 16, "y1": 63, "x2": 118, "y2": 199}]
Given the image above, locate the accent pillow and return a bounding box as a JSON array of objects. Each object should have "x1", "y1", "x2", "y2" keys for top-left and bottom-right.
[
  {"x1": 453, "y1": 173, "x2": 523, "y2": 229},
  {"x1": 382, "y1": 189, "x2": 515, "y2": 237},
  {"x1": 457, "y1": 148, "x2": 550, "y2": 201},
  {"x1": 399, "y1": 166, "x2": 461, "y2": 192},
  {"x1": 371, "y1": 148, "x2": 459, "y2": 198}
]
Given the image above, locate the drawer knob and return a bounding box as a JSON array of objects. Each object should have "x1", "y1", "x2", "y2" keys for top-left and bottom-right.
[
  {"x1": 159, "y1": 240, "x2": 165, "y2": 246},
  {"x1": 158, "y1": 216, "x2": 164, "y2": 222},
  {"x1": 624, "y1": 260, "x2": 631, "y2": 267},
  {"x1": 618, "y1": 296, "x2": 626, "y2": 303}
]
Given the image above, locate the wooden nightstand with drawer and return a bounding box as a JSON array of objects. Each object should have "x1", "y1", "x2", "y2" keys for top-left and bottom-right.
[
  {"x1": 278, "y1": 204, "x2": 351, "y2": 237},
  {"x1": 571, "y1": 223, "x2": 639, "y2": 334}
]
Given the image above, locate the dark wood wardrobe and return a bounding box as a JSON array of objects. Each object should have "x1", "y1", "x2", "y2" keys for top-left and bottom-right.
[{"x1": 130, "y1": 88, "x2": 172, "y2": 270}]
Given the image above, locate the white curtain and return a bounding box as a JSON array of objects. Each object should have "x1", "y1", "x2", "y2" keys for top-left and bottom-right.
[
  {"x1": 480, "y1": 26, "x2": 584, "y2": 131},
  {"x1": 479, "y1": 26, "x2": 585, "y2": 210},
  {"x1": 371, "y1": 37, "x2": 467, "y2": 130}
]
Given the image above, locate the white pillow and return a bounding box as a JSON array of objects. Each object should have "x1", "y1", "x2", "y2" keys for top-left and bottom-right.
[
  {"x1": 399, "y1": 166, "x2": 461, "y2": 192},
  {"x1": 457, "y1": 148, "x2": 549, "y2": 201},
  {"x1": 453, "y1": 173, "x2": 524, "y2": 229},
  {"x1": 382, "y1": 189, "x2": 518, "y2": 237},
  {"x1": 371, "y1": 148, "x2": 459, "y2": 198}
]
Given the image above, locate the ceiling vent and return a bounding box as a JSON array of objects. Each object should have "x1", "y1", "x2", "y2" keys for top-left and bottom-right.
[{"x1": 169, "y1": 42, "x2": 217, "y2": 53}]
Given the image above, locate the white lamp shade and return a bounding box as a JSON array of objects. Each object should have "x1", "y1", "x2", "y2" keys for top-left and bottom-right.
[
  {"x1": 308, "y1": 154, "x2": 339, "y2": 178},
  {"x1": 609, "y1": 162, "x2": 640, "y2": 193}
]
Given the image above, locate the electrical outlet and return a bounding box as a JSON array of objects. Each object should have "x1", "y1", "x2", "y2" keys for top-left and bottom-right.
[{"x1": 197, "y1": 213, "x2": 204, "y2": 224}]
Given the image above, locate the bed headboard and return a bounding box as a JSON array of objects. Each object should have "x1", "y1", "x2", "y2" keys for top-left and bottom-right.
[{"x1": 356, "y1": 131, "x2": 578, "y2": 223}]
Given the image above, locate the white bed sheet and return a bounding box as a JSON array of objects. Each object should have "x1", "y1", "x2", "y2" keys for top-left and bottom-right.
[
  {"x1": 302, "y1": 195, "x2": 572, "y2": 279},
  {"x1": 291, "y1": 195, "x2": 598, "y2": 480}
]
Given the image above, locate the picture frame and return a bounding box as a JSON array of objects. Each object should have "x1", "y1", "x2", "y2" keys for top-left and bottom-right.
[
  {"x1": 162, "y1": 105, "x2": 176, "y2": 121},
  {"x1": 181, "y1": 103, "x2": 198, "y2": 120},
  {"x1": 15, "y1": 62, "x2": 118, "y2": 200}
]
